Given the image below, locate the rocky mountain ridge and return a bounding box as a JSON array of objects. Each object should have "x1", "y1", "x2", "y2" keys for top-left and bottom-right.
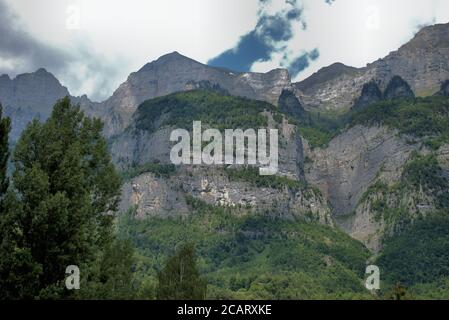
[
  {"x1": 2, "y1": 23, "x2": 449, "y2": 254},
  {"x1": 98, "y1": 51, "x2": 292, "y2": 136},
  {"x1": 3, "y1": 23, "x2": 449, "y2": 140},
  {"x1": 294, "y1": 23, "x2": 449, "y2": 112}
]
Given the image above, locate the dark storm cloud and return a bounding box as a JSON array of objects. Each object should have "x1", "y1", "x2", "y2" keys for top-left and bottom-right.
[
  {"x1": 0, "y1": 0, "x2": 72, "y2": 75},
  {"x1": 0, "y1": 0, "x2": 120, "y2": 101}
]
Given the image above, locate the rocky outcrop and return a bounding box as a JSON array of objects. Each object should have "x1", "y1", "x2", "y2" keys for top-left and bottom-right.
[
  {"x1": 371, "y1": 23, "x2": 449, "y2": 96},
  {"x1": 184, "y1": 80, "x2": 229, "y2": 95},
  {"x1": 112, "y1": 91, "x2": 320, "y2": 222},
  {"x1": 353, "y1": 81, "x2": 382, "y2": 110},
  {"x1": 383, "y1": 76, "x2": 415, "y2": 100},
  {"x1": 352, "y1": 76, "x2": 414, "y2": 110},
  {"x1": 120, "y1": 166, "x2": 333, "y2": 225},
  {"x1": 278, "y1": 89, "x2": 306, "y2": 120}
]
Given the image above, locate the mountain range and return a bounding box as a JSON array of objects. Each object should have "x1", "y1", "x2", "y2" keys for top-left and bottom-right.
[
  {"x1": 4, "y1": 23, "x2": 449, "y2": 140},
  {"x1": 2, "y1": 22, "x2": 449, "y2": 298}
]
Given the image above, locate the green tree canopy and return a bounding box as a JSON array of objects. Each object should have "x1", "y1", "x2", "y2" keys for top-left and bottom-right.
[{"x1": 0, "y1": 97, "x2": 122, "y2": 299}]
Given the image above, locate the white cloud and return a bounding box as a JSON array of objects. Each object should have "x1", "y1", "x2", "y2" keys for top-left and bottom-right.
[{"x1": 266, "y1": 0, "x2": 449, "y2": 82}]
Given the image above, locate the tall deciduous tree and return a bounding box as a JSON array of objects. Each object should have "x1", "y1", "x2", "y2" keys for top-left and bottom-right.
[
  {"x1": 157, "y1": 243, "x2": 207, "y2": 300},
  {"x1": 0, "y1": 97, "x2": 122, "y2": 299}
]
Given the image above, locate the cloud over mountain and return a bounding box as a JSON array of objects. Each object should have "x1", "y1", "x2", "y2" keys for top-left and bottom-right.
[
  {"x1": 2, "y1": 0, "x2": 449, "y2": 100},
  {"x1": 0, "y1": 0, "x2": 70, "y2": 76}
]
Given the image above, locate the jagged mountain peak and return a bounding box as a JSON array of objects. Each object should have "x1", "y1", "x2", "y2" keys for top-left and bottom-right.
[
  {"x1": 15, "y1": 67, "x2": 60, "y2": 81},
  {"x1": 138, "y1": 51, "x2": 202, "y2": 73},
  {"x1": 156, "y1": 50, "x2": 188, "y2": 61},
  {"x1": 35, "y1": 67, "x2": 51, "y2": 74}
]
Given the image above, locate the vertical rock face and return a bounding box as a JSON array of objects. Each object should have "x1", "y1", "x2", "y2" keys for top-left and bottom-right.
[
  {"x1": 383, "y1": 76, "x2": 415, "y2": 100},
  {"x1": 110, "y1": 93, "x2": 305, "y2": 181},
  {"x1": 303, "y1": 125, "x2": 424, "y2": 251},
  {"x1": 304, "y1": 126, "x2": 417, "y2": 217},
  {"x1": 352, "y1": 76, "x2": 414, "y2": 110},
  {"x1": 278, "y1": 89, "x2": 306, "y2": 120},
  {"x1": 111, "y1": 89, "x2": 326, "y2": 222},
  {"x1": 352, "y1": 82, "x2": 382, "y2": 111}
]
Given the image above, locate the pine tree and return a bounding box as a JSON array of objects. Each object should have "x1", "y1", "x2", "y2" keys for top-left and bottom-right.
[
  {"x1": 0, "y1": 97, "x2": 122, "y2": 299},
  {"x1": 156, "y1": 243, "x2": 207, "y2": 300}
]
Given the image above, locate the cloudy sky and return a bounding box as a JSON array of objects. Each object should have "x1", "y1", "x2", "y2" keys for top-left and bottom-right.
[{"x1": 1, "y1": 0, "x2": 449, "y2": 101}]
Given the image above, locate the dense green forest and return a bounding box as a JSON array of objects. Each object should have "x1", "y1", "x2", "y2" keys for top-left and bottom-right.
[
  {"x1": 117, "y1": 200, "x2": 372, "y2": 300},
  {"x1": 133, "y1": 90, "x2": 281, "y2": 133}
]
